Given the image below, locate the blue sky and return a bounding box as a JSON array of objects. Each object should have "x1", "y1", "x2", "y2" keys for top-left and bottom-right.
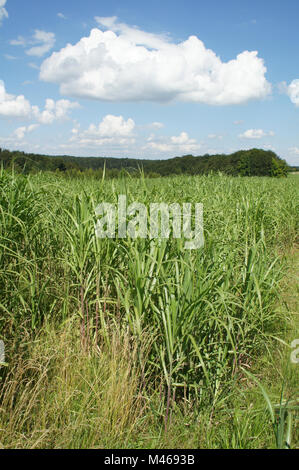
[{"x1": 0, "y1": 0, "x2": 299, "y2": 165}]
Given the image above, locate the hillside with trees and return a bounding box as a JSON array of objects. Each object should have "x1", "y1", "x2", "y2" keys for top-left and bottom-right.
[{"x1": 0, "y1": 147, "x2": 289, "y2": 177}]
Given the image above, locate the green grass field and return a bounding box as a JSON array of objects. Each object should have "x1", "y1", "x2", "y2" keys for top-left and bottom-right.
[{"x1": 0, "y1": 169, "x2": 298, "y2": 449}]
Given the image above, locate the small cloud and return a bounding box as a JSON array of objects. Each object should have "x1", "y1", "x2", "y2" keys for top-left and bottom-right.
[
  {"x1": 289, "y1": 147, "x2": 299, "y2": 155},
  {"x1": 35, "y1": 98, "x2": 80, "y2": 124},
  {"x1": 57, "y1": 13, "x2": 66, "y2": 19},
  {"x1": 0, "y1": 0, "x2": 8, "y2": 25},
  {"x1": 285, "y1": 79, "x2": 299, "y2": 107},
  {"x1": 10, "y1": 29, "x2": 56, "y2": 57},
  {"x1": 28, "y1": 62, "x2": 39, "y2": 69},
  {"x1": 14, "y1": 126, "x2": 27, "y2": 140},
  {"x1": 171, "y1": 131, "x2": 196, "y2": 145},
  {"x1": 149, "y1": 121, "x2": 164, "y2": 129},
  {"x1": 144, "y1": 131, "x2": 200, "y2": 154},
  {"x1": 14, "y1": 124, "x2": 39, "y2": 140},
  {"x1": 81, "y1": 114, "x2": 135, "y2": 139},
  {"x1": 4, "y1": 54, "x2": 17, "y2": 60},
  {"x1": 208, "y1": 134, "x2": 223, "y2": 140},
  {"x1": 263, "y1": 144, "x2": 276, "y2": 151},
  {"x1": 0, "y1": 79, "x2": 79, "y2": 122},
  {"x1": 277, "y1": 81, "x2": 288, "y2": 94},
  {"x1": 26, "y1": 30, "x2": 56, "y2": 57},
  {"x1": 10, "y1": 36, "x2": 26, "y2": 46},
  {"x1": 239, "y1": 129, "x2": 274, "y2": 139},
  {"x1": 233, "y1": 120, "x2": 244, "y2": 125},
  {"x1": 0, "y1": 79, "x2": 33, "y2": 118},
  {"x1": 68, "y1": 115, "x2": 137, "y2": 149}
]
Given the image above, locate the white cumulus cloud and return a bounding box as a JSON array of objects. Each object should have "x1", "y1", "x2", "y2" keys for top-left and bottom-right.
[
  {"x1": 36, "y1": 98, "x2": 80, "y2": 124},
  {"x1": 70, "y1": 114, "x2": 136, "y2": 147},
  {"x1": 0, "y1": 79, "x2": 79, "y2": 123},
  {"x1": 0, "y1": 79, "x2": 32, "y2": 117},
  {"x1": 40, "y1": 17, "x2": 271, "y2": 105},
  {"x1": 170, "y1": 131, "x2": 196, "y2": 145},
  {"x1": 91, "y1": 114, "x2": 135, "y2": 137}
]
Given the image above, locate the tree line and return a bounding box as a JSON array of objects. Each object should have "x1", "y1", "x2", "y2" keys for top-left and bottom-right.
[{"x1": 0, "y1": 147, "x2": 289, "y2": 177}]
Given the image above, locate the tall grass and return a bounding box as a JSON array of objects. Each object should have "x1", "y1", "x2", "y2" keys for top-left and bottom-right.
[{"x1": 0, "y1": 169, "x2": 298, "y2": 447}]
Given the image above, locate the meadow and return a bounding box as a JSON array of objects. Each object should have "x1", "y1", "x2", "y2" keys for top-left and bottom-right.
[{"x1": 0, "y1": 169, "x2": 298, "y2": 448}]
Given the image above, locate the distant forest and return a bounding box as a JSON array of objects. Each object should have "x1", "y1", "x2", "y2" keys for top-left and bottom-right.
[{"x1": 0, "y1": 147, "x2": 291, "y2": 177}]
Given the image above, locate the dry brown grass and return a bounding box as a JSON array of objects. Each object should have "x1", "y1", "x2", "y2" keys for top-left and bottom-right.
[{"x1": 0, "y1": 319, "x2": 151, "y2": 448}]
